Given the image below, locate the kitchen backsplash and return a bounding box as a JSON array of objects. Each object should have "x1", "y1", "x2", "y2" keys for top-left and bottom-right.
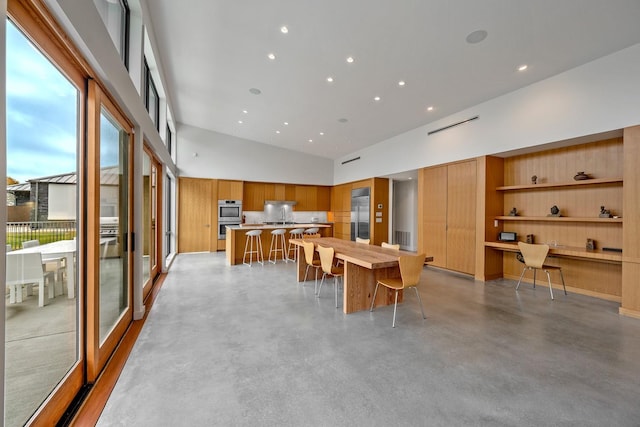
[{"x1": 243, "y1": 210, "x2": 328, "y2": 224}]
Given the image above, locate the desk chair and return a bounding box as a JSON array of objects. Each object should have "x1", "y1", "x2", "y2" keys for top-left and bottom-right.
[
  {"x1": 301, "y1": 240, "x2": 322, "y2": 288},
  {"x1": 516, "y1": 242, "x2": 567, "y2": 300},
  {"x1": 370, "y1": 253, "x2": 427, "y2": 327},
  {"x1": 381, "y1": 242, "x2": 400, "y2": 250},
  {"x1": 316, "y1": 245, "x2": 344, "y2": 307}
]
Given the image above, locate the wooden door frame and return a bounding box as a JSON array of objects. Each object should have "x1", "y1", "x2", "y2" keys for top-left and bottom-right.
[{"x1": 142, "y1": 144, "x2": 163, "y2": 299}]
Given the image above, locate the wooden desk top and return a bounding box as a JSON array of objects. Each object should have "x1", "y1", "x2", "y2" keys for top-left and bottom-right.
[
  {"x1": 485, "y1": 241, "x2": 622, "y2": 263},
  {"x1": 290, "y1": 237, "x2": 433, "y2": 269}
]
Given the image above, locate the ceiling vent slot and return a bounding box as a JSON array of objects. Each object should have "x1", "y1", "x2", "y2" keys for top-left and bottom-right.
[
  {"x1": 341, "y1": 156, "x2": 361, "y2": 165},
  {"x1": 427, "y1": 115, "x2": 479, "y2": 136}
]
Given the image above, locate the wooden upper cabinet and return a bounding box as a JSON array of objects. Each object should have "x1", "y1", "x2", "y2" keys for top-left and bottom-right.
[
  {"x1": 316, "y1": 186, "x2": 331, "y2": 211},
  {"x1": 331, "y1": 184, "x2": 351, "y2": 212},
  {"x1": 294, "y1": 185, "x2": 316, "y2": 211},
  {"x1": 243, "y1": 182, "x2": 265, "y2": 211},
  {"x1": 218, "y1": 180, "x2": 243, "y2": 200}
]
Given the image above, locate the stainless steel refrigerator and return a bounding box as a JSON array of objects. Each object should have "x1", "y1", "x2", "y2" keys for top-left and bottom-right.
[{"x1": 350, "y1": 187, "x2": 370, "y2": 241}]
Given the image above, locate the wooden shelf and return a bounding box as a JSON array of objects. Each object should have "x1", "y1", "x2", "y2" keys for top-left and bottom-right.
[
  {"x1": 485, "y1": 241, "x2": 622, "y2": 263},
  {"x1": 495, "y1": 216, "x2": 623, "y2": 223},
  {"x1": 496, "y1": 177, "x2": 623, "y2": 191}
]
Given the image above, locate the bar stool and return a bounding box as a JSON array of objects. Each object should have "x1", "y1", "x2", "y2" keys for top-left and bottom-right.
[
  {"x1": 243, "y1": 230, "x2": 264, "y2": 266},
  {"x1": 304, "y1": 227, "x2": 320, "y2": 236},
  {"x1": 268, "y1": 229, "x2": 287, "y2": 264},
  {"x1": 287, "y1": 228, "x2": 305, "y2": 261}
]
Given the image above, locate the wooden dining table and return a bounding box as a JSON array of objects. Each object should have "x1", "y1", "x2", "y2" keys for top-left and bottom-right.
[{"x1": 289, "y1": 237, "x2": 433, "y2": 314}]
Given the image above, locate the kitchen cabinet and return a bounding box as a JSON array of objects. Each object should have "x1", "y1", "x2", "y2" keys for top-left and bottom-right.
[
  {"x1": 316, "y1": 186, "x2": 331, "y2": 211},
  {"x1": 218, "y1": 180, "x2": 243, "y2": 200},
  {"x1": 243, "y1": 182, "x2": 265, "y2": 211}
]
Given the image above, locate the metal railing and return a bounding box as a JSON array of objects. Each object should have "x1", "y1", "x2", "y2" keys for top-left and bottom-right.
[{"x1": 6, "y1": 221, "x2": 76, "y2": 250}]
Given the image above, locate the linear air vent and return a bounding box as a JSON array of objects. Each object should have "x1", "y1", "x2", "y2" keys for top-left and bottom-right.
[
  {"x1": 427, "y1": 115, "x2": 479, "y2": 136},
  {"x1": 341, "y1": 156, "x2": 361, "y2": 165}
]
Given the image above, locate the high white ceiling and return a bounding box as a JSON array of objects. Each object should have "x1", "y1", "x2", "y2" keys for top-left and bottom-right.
[{"x1": 146, "y1": 0, "x2": 640, "y2": 160}]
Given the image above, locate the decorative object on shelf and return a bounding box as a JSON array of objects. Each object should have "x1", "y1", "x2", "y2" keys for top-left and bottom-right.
[
  {"x1": 599, "y1": 206, "x2": 612, "y2": 218},
  {"x1": 526, "y1": 234, "x2": 534, "y2": 244},
  {"x1": 531, "y1": 175, "x2": 537, "y2": 184},
  {"x1": 586, "y1": 238, "x2": 595, "y2": 250},
  {"x1": 548, "y1": 205, "x2": 561, "y2": 217},
  {"x1": 574, "y1": 171, "x2": 589, "y2": 181},
  {"x1": 509, "y1": 207, "x2": 518, "y2": 216}
]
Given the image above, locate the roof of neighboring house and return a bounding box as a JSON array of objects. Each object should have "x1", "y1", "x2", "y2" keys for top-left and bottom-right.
[{"x1": 6, "y1": 166, "x2": 120, "y2": 191}]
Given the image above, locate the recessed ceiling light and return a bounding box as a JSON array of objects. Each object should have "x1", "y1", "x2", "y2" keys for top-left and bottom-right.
[
  {"x1": 398, "y1": 80, "x2": 406, "y2": 86},
  {"x1": 242, "y1": 110, "x2": 248, "y2": 114},
  {"x1": 346, "y1": 56, "x2": 354, "y2": 63},
  {"x1": 237, "y1": 120, "x2": 243, "y2": 124},
  {"x1": 319, "y1": 132, "x2": 324, "y2": 136},
  {"x1": 267, "y1": 53, "x2": 276, "y2": 60},
  {"x1": 326, "y1": 76, "x2": 334, "y2": 83},
  {"x1": 276, "y1": 130, "x2": 280, "y2": 134},
  {"x1": 466, "y1": 29, "x2": 488, "y2": 44},
  {"x1": 280, "y1": 26, "x2": 288, "y2": 34},
  {"x1": 374, "y1": 96, "x2": 381, "y2": 101},
  {"x1": 284, "y1": 122, "x2": 289, "y2": 125},
  {"x1": 308, "y1": 139, "x2": 313, "y2": 143},
  {"x1": 518, "y1": 64, "x2": 528, "y2": 71},
  {"x1": 427, "y1": 106, "x2": 434, "y2": 111},
  {"x1": 249, "y1": 88, "x2": 261, "y2": 95}
]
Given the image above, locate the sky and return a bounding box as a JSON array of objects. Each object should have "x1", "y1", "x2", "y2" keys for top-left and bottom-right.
[{"x1": 6, "y1": 20, "x2": 120, "y2": 184}]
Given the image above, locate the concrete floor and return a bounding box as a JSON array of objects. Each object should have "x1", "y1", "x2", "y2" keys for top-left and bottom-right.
[{"x1": 98, "y1": 252, "x2": 640, "y2": 426}]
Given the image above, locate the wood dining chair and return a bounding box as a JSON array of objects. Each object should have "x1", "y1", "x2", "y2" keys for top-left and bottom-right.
[
  {"x1": 316, "y1": 245, "x2": 344, "y2": 307},
  {"x1": 516, "y1": 242, "x2": 567, "y2": 300},
  {"x1": 381, "y1": 242, "x2": 400, "y2": 250},
  {"x1": 370, "y1": 253, "x2": 427, "y2": 327},
  {"x1": 355, "y1": 237, "x2": 370, "y2": 244},
  {"x1": 301, "y1": 240, "x2": 322, "y2": 288}
]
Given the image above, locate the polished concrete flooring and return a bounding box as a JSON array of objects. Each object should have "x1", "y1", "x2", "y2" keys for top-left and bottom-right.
[{"x1": 98, "y1": 252, "x2": 640, "y2": 426}]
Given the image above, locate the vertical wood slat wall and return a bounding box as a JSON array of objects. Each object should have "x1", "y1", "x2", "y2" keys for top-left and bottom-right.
[{"x1": 621, "y1": 126, "x2": 640, "y2": 318}]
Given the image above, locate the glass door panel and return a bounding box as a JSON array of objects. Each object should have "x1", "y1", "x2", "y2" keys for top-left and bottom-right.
[
  {"x1": 5, "y1": 19, "x2": 80, "y2": 427},
  {"x1": 142, "y1": 147, "x2": 160, "y2": 297},
  {"x1": 98, "y1": 109, "x2": 129, "y2": 343}
]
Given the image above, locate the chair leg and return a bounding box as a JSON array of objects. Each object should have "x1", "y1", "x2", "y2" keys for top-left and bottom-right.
[
  {"x1": 516, "y1": 267, "x2": 527, "y2": 290},
  {"x1": 545, "y1": 270, "x2": 554, "y2": 300},
  {"x1": 370, "y1": 282, "x2": 380, "y2": 311},
  {"x1": 392, "y1": 290, "x2": 399, "y2": 328},
  {"x1": 317, "y1": 273, "x2": 326, "y2": 297},
  {"x1": 413, "y1": 287, "x2": 426, "y2": 319},
  {"x1": 334, "y1": 276, "x2": 338, "y2": 308},
  {"x1": 533, "y1": 269, "x2": 537, "y2": 288},
  {"x1": 559, "y1": 269, "x2": 567, "y2": 295}
]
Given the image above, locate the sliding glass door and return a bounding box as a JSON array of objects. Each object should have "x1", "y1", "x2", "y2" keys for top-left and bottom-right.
[{"x1": 142, "y1": 147, "x2": 162, "y2": 297}]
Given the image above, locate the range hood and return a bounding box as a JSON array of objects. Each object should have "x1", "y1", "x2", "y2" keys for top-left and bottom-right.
[{"x1": 264, "y1": 200, "x2": 297, "y2": 205}]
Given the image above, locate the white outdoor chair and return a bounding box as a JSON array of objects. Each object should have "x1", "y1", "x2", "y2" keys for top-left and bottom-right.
[{"x1": 6, "y1": 252, "x2": 55, "y2": 307}]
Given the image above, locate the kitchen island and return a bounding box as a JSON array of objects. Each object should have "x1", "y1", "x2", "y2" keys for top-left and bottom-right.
[{"x1": 225, "y1": 223, "x2": 333, "y2": 265}]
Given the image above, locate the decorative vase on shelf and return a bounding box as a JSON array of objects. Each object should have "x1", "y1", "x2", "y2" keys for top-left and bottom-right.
[{"x1": 574, "y1": 171, "x2": 589, "y2": 181}]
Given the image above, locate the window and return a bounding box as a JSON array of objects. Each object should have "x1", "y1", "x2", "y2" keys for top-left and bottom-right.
[
  {"x1": 166, "y1": 124, "x2": 172, "y2": 156},
  {"x1": 144, "y1": 57, "x2": 159, "y2": 130},
  {"x1": 93, "y1": 0, "x2": 130, "y2": 68}
]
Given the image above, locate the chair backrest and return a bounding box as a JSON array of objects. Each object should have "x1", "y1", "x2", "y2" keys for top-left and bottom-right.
[
  {"x1": 517, "y1": 242, "x2": 549, "y2": 269},
  {"x1": 381, "y1": 242, "x2": 400, "y2": 250},
  {"x1": 22, "y1": 239, "x2": 40, "y2": 249},
  {"x1": 6, "y1": 252, "x2": 45, "y2": 286},
  {"x1": 398, "y1": 254, "x2": 426, "y2": 288},
  {"x1": 303, "y1": 233, "x2": 321, "y2": 239},
  {"x1": 355, "y1": 237, "x2": 370, "y2": 245},
  {"x1": 301, "y1": 240, "x2": 316, "y2": 266},
  {"x1": 317, "y1": 245, "x2": 335, "y2": 274}
]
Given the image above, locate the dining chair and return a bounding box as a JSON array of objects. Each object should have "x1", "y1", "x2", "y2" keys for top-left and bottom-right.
[
  {"x1": 381, "y1": 242, "x2": 400, "y2": 250},
  {"x1": 355, "y1": 237, "x2": 370, "y2": 244},
  {"x1": 516, "y1": 242, "x2": 567, "y2": 300},
  {"x1": 370, "y1": 253, "x2": 427, "y2": 327},
  {"x1": 301, "y1": 240, "x2": 322, "y2": 288},
  {"x1": 316, "y1": 245, "x2": 344, "y2": 307},
  {"x1": 6, "y1": 252, "x2": 55, "y2": 307}
]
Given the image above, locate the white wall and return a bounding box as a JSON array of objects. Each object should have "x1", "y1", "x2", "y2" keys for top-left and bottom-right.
[
  {"x1": 334, "y1": 43, "x2": 640, "y2": 184},
  {"x1": 177, "y1": 124, "x2": 334, "y2": 185}
]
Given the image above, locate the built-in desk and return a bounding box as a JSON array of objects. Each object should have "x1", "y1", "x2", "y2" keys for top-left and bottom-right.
[
  {"x1": 290, "y1": 237, "x2": 433, "y2": 314},
  {"x1": 485, "y1": 241, "x2": 623, "y2": 264}
]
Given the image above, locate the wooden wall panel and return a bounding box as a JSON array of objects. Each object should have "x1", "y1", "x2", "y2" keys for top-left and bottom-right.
[
  {"x1": 447, "y1": 160, "x2": 477, "y2": 274},
  {"x1": 622, "y1": 126, "x2": 640, "y2": 315},
  {"x1": 372, "y1": 178, "x2": 389, "y2": 245},
  {"x1": 178, "y1": 178, "x2": 215, "y2": 252},
  {"x1": 476, "y1": 156, "x2": 504, "y2": 280},
  {"x1": 419, "y1": 166, "x2": 447, "y2": 268}
]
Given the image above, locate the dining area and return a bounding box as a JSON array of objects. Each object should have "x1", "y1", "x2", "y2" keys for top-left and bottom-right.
[{"x1": 288, "y1": 236, "x2": 433, "y2": 326}]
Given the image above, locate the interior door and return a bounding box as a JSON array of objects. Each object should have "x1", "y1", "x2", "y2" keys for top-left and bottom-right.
[{"x1": 178, "y1": 177, "x2": 217, "y2": 252}]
